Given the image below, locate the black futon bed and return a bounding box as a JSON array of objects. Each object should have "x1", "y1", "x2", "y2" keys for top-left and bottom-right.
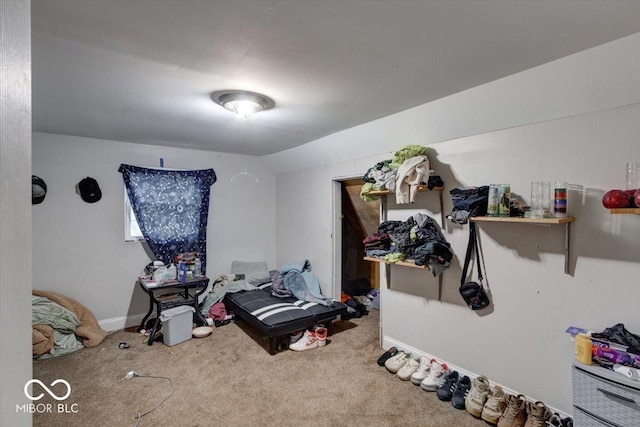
[{"x1": 224, "y1": 286, "x2": 348, "y2": 354}]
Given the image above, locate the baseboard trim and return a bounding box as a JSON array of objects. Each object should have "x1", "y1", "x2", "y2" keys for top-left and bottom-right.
[
  {"x1": 382, "y1": 336, "x2": 571, "y2": 419},
  {"x1": 99, "y1": 313, "x2": 146, "y2": 332}
]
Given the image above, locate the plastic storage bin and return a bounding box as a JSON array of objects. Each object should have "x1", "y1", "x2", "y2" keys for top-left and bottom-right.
[{"x1": 159, "y1": 305, "x2": 194, "y2": 346}]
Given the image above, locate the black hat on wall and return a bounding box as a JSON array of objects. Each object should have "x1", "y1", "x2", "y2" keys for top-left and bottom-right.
[
  {"x1": 32, "y1": 175, "x2": 47, "y2": 205},
  {"x1": 78, "y1": 177, "x2": 102, "y2": 203}
]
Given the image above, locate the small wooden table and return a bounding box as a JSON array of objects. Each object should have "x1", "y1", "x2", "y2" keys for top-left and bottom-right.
[{"x1": 137, "y1": 276, "x2": 210, "y2": 346}]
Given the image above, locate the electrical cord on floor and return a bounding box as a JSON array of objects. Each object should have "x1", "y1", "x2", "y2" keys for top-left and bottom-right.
[
  {"x1": 107, "y1": 342, "x2": 176, "y2": 425},
  {"x1": 129, "y1": 373, "x2": 175, "y2": 427}
]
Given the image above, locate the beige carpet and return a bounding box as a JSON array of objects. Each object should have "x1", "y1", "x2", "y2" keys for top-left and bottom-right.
[{"x1": 33, "y1": 309, "x2": 487, "y2": 427}]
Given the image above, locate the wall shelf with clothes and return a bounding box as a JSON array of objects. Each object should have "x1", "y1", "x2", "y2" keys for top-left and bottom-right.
[
  {"x1": 366, "y1": 186, "x2": 445, "y2": 224},
  {"x1": 469, "y1": 215, "x2": 576, "y2": 274},
  {"x1": 362, "y1": 187, "x2": 448, "y2": 299}
]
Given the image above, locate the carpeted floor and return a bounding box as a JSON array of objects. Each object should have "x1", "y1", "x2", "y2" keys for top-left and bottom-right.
[{"x1": 33, "y1": 309, "x2": 487, "y2": 427}]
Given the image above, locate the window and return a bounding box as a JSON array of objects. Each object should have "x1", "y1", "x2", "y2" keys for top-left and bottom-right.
[{"x1": 124, "y1": 190, "x2": 143, "y2": 241}]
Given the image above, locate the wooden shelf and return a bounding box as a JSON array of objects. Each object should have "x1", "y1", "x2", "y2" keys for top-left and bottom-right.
[
  {"x1": 367, "y1": 185, "x2": 444, "y2": 196},
  {"x1": 470, "y1": 216, "x2": 575, "y2": 224},
  {"x1": 364, "y1": 185, "x2": 445, "y2": 294},
  {"x1": 470, "y1": 216, "x2": 574, "y2": 274},
  {"x1": 363, "y1": 256, "x2": 428, "y2": 269},
  {"x1": 608, "y1": 208, "x2": 640, "y2": 214}
]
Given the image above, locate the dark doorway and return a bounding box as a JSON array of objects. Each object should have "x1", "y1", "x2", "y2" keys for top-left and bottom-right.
[{"x1": 341, "y1": 179, "x2": 380, "y2": 295}]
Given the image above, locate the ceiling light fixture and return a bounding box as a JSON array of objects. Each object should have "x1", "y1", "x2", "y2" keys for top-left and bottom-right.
[{"x1": 211, "y1": 90, "x2": 275, "y2": 119}]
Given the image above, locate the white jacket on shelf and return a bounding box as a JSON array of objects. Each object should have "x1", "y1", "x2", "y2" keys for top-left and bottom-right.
[{"x1": 395, "y1": 155, "x2": 431, "y2": 204}]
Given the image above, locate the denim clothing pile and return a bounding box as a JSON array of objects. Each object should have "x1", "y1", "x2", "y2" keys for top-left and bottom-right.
[
  {"x1": 446, "y1": 186, "x2": 489, "y2": 224},
  {"x1": 364, "y1": 213, "x2": 452, "y2": 276}
]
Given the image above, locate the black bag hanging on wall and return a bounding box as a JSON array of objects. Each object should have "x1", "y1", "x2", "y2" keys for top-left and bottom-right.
[{"x1": 459, "y1": 223, "x2": 490, "y2": 310}]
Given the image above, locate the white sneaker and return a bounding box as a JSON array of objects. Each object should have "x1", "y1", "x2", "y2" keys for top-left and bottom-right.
[
  {"x1": 410, "y1": 356, "x2": 434, "y2": 385},
  {"x1": 397, "y1": 357, "x2": 420, "y2": 381},
  {"x1": 289, "y1": 330, "x2": 318, "y2": 351},
  {"x1": 385, "y1": 351, "x2": 409, "y2": 374},
  {"x1": 420, "y1": 360, "x2": 449, "y2": 391}
]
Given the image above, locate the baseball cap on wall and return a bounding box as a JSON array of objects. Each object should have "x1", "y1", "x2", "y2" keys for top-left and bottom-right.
[
  {"x1": 32, "y1": 175, "x2": 47, "y2": 205},
  {"x1": 78, "y1": 177, "x2": 102, "y2": 203}
]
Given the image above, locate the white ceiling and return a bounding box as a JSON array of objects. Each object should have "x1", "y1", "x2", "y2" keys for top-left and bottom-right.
[{"x1": 31, "y1": 0, "x2": 640, "y2": 156}]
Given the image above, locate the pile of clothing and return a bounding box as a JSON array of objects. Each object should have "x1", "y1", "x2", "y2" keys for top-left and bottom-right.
[
  {"x1": 364, "y1": 213, "x2": 453, "y2": 276},
  {"x1": 341, "y1": 278, "x2": 379, "y2": 318},
  {"x1": 360, "y1": 145, "x2": 444, "y2": 204},
  {"x1": 270, "y1": 259, "x2": 333, "y2": 306}
]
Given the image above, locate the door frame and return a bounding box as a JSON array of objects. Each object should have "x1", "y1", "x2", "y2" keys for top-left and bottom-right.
[{"x1": 331, "y1": 175, "x2": 383, "y2": 346}]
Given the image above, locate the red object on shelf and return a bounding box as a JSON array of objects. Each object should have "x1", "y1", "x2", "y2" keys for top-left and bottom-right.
[{"x1": 602, "y1": 189, "x2": 633, "y2": 209}]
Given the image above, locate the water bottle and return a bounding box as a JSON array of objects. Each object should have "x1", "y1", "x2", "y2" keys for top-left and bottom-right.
[
  {"x1": 178, "y1": 261, "x2": 186, "y2": 283},
  {"x1": 194, "y1": 258, "x2": 202, "y2": 276}
]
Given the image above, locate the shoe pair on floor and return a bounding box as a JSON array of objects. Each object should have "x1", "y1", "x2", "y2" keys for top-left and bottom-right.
[
  {"x1": 547, "y1": 412, "x2": 573, "y2": 427},
  {"x1": 415, "y1": 358, "x2": 449, "y2": 391},
  {"x1": 465, "y1": 375, "x2": 511, "y2": 424},
  {"x1": 399, "y1": 355, "x2": 446, "y2": 386},
  {"x1": 382, "y1": 352, "x2": 451, "y2": 392},
  {"x1": 501, "y1": 396, "x2": 555, "y2": 427},
  {"x1": 289, "y1": 326, "x2": 327, "y2": 351},
  {"x1": 436, "y1": 371, "x2": 471, "y2": 410}
]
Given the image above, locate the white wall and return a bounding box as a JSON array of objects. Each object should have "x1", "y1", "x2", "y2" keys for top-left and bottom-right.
[
  {"x1": 265, "y1": 33, "x2": 640, "y2": 173},
  {"x1": 32, "y1": 132, "x2": 277, "y2": 330},
  {"x1": 1, "y1": 0, "x2": 32, "y2": 425},
  {"x1": 269, "y1": 34, "x2": 640, "y2": 414}
]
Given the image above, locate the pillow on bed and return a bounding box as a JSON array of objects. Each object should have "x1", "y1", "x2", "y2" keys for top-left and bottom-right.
[{"x1": 231, "y1": 261, "x2": 271, "y2": 286}]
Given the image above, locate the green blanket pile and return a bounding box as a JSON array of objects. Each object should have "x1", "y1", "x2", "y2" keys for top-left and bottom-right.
[{"x1": 32, "y1": 296, "x2": 84, "y2": 359}]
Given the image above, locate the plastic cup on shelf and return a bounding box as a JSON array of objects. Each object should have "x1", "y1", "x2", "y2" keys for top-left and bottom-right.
[{"x1": 626, "y1": 162, "x2": 640, "y2": 190}]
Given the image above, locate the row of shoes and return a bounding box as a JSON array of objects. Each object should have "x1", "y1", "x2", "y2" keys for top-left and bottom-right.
[
  {"x1": 465, "y1": 375, "x2": 574, "y2": 427},
  {"x1": 376, "y1": 348, "x2": 573, "y2": 427},
  {"x1": 289, "y1": 325, "x2": 328, "y2": 351}
]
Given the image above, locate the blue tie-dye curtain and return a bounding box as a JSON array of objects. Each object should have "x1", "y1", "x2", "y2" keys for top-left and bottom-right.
[{"x1": 118, "y1": 164, "x2": 216, "y2": 273}]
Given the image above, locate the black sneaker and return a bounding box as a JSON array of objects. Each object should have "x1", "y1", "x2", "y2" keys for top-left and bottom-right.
[
  {"x1": 436, "y1": 370, "x2": 459, "y2": 401},
  {"x1": 451, "y1": 375, "x2": 471, "y2": 409},
  {"x1": 376, "y1": 347, "x2": 398, "y2": 366},
  {"x1": 547, "y1": 413, "x2": 563, "y2": 427},
  {"x1": 547, "y1": 413, "x2": 574, "y2": 427}
]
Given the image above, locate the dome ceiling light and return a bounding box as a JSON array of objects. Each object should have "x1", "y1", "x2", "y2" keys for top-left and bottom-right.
[{"x1": 211, "y1": 90, "x2": 275, "y2": 119}]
